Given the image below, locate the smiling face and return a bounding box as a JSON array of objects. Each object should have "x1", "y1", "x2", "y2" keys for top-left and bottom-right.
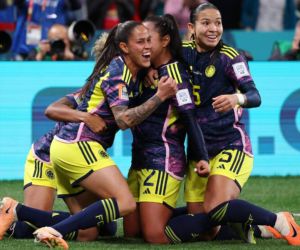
[
  {"x1": 122, "y1": 24, "x2": 152, "y2": 70},
  {"x1": 188, "y1": 8, "x2": 223, "y2": 52},
  {"x1": 143, "y1": 21, "x2": 166, "y2": 67}
]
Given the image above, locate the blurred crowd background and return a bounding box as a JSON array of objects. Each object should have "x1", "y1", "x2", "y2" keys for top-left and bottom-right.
[{"x1": 1, "y1": 0, "x2": 300, "y2": 61}]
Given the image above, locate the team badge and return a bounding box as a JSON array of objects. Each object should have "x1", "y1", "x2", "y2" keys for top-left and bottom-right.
[
  {"x1": 118, "y1": 84, "x2": 129, "y2": 100},
  {"x1": 99, "y1": 150, "x2": 109, "y2": 158},
  {"x1": 205, "y1": 65, "x2": 216, "y2": 78},
  {"x1": 232, "y1": 62, "x2": 249, "y2": 79},
  {"x1": 46, "y1": 169, "x2": 55, "y2": 180}
]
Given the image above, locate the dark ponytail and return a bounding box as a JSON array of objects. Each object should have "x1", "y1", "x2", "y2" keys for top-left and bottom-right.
[
  {"x1": 144, "y1": 14, "x2": 184, "y2": 63},
  {"x1": 80, "y1": 21, "x2": 143, "y2": 99}
]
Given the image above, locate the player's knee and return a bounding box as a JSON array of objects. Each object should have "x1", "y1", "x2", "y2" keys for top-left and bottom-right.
[
  {"x1": 118, "y1": 197, "x2": 136, "y2": 216},
  {"x1": 143, "y1": 228, "x2": 169, "y2": 244},
  {"x1": 203, "y1": 201, "x2": 217, "y2": 214}
]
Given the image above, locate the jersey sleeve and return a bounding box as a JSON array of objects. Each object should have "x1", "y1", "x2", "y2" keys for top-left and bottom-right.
[
  {"x1": 101, "y1": 77, "x2": 130, "y2": 108},
  {"x1": 65, "y1": 88, "x2": 82, "y2": 108},
  {"x1": 226, "y1": 53, "x2": 255, "y2": 88},
  {"x1": 165, "y1": 62, "x2": 195, "y2": 112}
]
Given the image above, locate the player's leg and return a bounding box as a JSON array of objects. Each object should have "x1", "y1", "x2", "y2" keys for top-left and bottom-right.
[
  {"x1": 34, "y1": 140, "x2": 135, "y2": 245},
  {"x1": 167, "y1": 149, "x2": 300, "y2": 245},
  {"x1": 123, "y1": 168, "x2": 140, "y2": 238},
  {"x1": 137, "y1": 169, "x2": 181, "y2": 244},
  {"x1": 165, "y1": 149, "x2": 254, "y2": 243},
  {"x1": 4, "y1": 148, "x2": 58, "y2": 239},
  {"x1": 183, "y1": 158, "x2": 219, "y2": 241},
  {"x1": 6, "y1": 147, "x2": 112, "y2": 241}
]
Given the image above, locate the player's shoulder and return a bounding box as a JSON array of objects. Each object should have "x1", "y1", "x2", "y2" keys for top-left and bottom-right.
[
  {"x1": 107, "y1": 56, "x2": 132, "y2": 84},
  {"x1": 161, "y1": 61, "x2": 188, "y2": 84},
  {"x1": 219, "y1": 44, "x2": 240, "y2": 60},
  {"x1": 182, "y1": 40, "x2": 197, "y2": 49},
  {"x1": 182, "y1": 40, "x2": 197, "y2": 55}
]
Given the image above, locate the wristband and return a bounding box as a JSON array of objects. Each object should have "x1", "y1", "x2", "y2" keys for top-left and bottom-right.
[{"x1": 235, "y1": 93, "x2": 245, "y2": 105}]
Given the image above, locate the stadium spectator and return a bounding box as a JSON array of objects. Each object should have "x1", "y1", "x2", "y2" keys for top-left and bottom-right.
[
  {"x1": 163, "y1": 3, "x2": 300, "y2": 246},
  {"x1": 123, "y1": 14, "x2": 209, "y2": 244},
  {"x1": 0, "y1": 0, "x2": 16, "y2": 32},
  {"x1": 241, "y1": 0, "x2": 297, "y2": 31},
  {"x1": 9, "y1": 0, "x2": 84, "y2": 60},
  {"x1": 269, "y1": 20, "x2": 300, "y2": 60},
  {"x1": 0, "y1": 20, "x2": 177, "y2": 248},
  {"x1": 132, "y1": 0, "x2": 163, "y2": 21},
  {"x1": 85, "y1": 0, "x2": 134, "y2": 30},
  {"x1": 0, "y1": 1, "x2": 16, "y2": 57},
  {"x1": 163, "y1": 0, "x2": 205, "y2": 36},
  {"x1": 28, "y1": 23, "x2": 76, "y2": 60}
]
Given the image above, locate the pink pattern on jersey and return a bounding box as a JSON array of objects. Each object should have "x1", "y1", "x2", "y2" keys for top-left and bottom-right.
[{"x1": 233, "y1": 107, "x2": 253, "y2": 157}]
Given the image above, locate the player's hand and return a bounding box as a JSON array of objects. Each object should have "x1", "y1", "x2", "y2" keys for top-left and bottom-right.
[
  {"x1": 194, "y1": 160, "x2": 210, "y2": 177},
  {"x1": 156, "y1": 76, "x2": 177, "y2": 101},
  {"x1": 212, "y1": 94, "x2": 238, "y2": 113},
  {"x1": 144, "y1": 68, "x2": 159, "y2": 87},
  {"x1": 83, "y1": 114, "x2": 107, "y2": 134}
]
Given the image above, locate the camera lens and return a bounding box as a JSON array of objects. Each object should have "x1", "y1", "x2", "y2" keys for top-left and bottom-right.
[{"x1": 50, "y1": 39, "x2": 65, "y2": 55}]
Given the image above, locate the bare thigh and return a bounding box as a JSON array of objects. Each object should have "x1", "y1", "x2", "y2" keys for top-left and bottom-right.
[
  {"x1": 78, "y1": 166, "x2": 136, "y2": 216},
  {"x1": 203, "y1": 175, "x2": 240, "y2": 213}
]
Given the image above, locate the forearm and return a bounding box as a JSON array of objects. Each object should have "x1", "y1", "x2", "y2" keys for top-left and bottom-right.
[
  {"x1": 181, "y1": 110, "x2": 209, "y2": 162},
  {"x1": 45, "y1": 105, "x2": 88, "y2": 123},
  {"x1": 112, "y1": 94, "x2": 162, "y2": 130},
  {"x1": 239, "y1": 82, "x2": 261, "y2": 108}
]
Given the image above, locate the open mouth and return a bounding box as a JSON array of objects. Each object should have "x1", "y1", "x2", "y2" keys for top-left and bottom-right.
[{"x1": 142, "y1": 52, "x2": 151, "y2": 59}]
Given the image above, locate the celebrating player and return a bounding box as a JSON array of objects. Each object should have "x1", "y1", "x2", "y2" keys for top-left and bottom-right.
[
  {"x1": 123, "y1": 14, "x2": 209, "y2": 244},
  {"x1": 164, "y1": 3, "x2": 300, "y2": 246},
  {"x1": 0, "y1": 20, "x2": 177, "y2": 249}
]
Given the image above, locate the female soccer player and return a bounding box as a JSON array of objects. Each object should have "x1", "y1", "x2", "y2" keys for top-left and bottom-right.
[
  {"x1": 123, "y1": 14, "x2": 209, "y2": 244},
  {"x1": 4, "y1": 91, "x2": 115, "y2": 241},
  {"x1": 0, "y1": 20, "x2": 177, "y2": 248},
  {"x1": 164, "y1": 3, "x2": 300, "y2": 246}
]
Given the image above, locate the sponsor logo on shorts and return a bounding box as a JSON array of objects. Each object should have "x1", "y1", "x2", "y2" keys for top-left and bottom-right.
[
  {"x1": 99, "y1": 150, "x2": 109, "y2": 158},
  {"x1": 46, "y1": 169, "x2": 55, "y2": 180}
]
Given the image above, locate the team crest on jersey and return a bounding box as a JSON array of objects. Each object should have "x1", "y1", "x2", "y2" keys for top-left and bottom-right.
[
  {"x1": 205, "y1": 65, "x2": 216, "y2": 78},
  {"x1": 118, "y1": 84, "x2": 129, "y2": 100},
  {"x1": 99, "y1": 150, "x2": 109, "y2": 158},
  {"x1": 46, "y1": 169, "x2": 55, "y2": 180},
  {"x1": 232, "y1": 62, "x2": 249, "y2": 79}
]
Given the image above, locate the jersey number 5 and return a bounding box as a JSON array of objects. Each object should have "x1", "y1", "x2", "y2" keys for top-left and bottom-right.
[{"x1": 193, "y1": 85, "x2": 201, "y2": 105}]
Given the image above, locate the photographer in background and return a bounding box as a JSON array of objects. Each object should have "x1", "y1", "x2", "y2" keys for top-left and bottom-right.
[
  {"x1": 269, "y1": 20, "x2": 300, "y2": 60},
  {"x1": 0, "y1": 0, "x2": 84, "y2": 60},
  {"x1": 31, "y1": 23, "x2": 75, "y2": 60}
]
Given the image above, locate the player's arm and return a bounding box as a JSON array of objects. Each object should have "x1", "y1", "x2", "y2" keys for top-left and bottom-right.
[
  {"x1": 45, "y1": 94, "x2": 107, "y2": 133},
  {"x1": 173, "y1": 63, "x2": 209, "y2": 176},
  {"x1": 237, "y1": 81, "x2": 261, "y2": 108},
  {"x1": 180, "y1": 110, "x2": 210, "y2": 177},
  {"x1": 212, "y1": 81, "x2": 261, "y2": 112},
  {"x1": 213, "y1": 56, "x2": 261, "y2": 112},
  {"x1": 111, "y1": 76, "x2": 177, "y2": 130}
]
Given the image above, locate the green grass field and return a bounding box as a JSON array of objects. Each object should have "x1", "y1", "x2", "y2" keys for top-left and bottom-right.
[{"x1": 1, "y1": 176, "x2": 300, "y2": 249}]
